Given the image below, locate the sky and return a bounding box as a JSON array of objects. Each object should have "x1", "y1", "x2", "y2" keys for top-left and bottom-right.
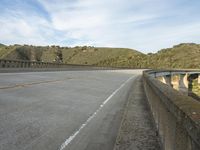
[{"x1": 0, "y1": 0, "x2": 200, "y2": 53}]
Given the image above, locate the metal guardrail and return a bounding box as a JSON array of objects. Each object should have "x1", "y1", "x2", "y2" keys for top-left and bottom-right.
[{"x1": 143, "y1": 70, "x2": 200, "y2": 150}]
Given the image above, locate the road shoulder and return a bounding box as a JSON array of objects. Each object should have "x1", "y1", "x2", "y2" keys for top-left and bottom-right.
[{"x1": 114, "y1": 76, "x2": 161, "y2": 150}]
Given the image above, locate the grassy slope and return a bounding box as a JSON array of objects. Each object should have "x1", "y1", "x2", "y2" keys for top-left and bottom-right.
[
  {"x1": 41, "y1": 47, "x2": 57, "y2": 62},
  {"x1": 0, "y1": 45, "x2": 18, "y2": 59},
  {"x1": 0, "y1": 43, "x2": 199, "y2": 69},
  {"x1": 0, "y1": 43, "x2": 5, "y2": 47},
  {"x1": 147, "y1": 43, "x2": 200, "y2": 69},
  {"x1": 61, "y1": 47, "x2": 144, "y2": 67},
  {"x1": 0, "y1": 45, "x2": 143, "y2": 67}
]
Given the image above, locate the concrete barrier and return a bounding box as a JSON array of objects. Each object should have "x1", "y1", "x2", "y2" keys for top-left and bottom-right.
[
  {"x1": 0, "y1": 59, "x2": 117, "y2": 72},
  {"x1": 0, "y1": 59, "x2": 108, "y2": 68},
  {"x1": 0, "y1": 59, "x2": 145, "y2": 73},
  {"x1": 0, "y1": 59, "x2": 61, "y2": 68},
  {"x1": 143, "y1": 70, "x2": 200, "y2": 150}
]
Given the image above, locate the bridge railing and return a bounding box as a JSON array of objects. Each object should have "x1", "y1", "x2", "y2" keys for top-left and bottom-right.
[
  {"x1": 143, "y1": 70, "x2": 200, "y2": 150},
  {"x1": 0, "y1": 59, "x2": 101, "y2": 69},
  {"x1": 0, "y1": 59, "x2": 83, "y2": 68},
  {"x1": 0, "y1": 59, "x2": 66, "y2": 68}
]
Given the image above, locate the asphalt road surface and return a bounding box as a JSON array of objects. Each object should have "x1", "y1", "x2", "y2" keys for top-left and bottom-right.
[{"x1": 0, "y1": 70, "x2": 142, "y2": 150}]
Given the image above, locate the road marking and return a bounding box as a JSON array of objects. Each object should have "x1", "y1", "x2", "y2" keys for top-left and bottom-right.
[
  {"x1": 59, "y1": 76, "x2": 135, "y2": 150},
  {"x1": 0, "y1": 77, "x2": 73, "y2": 90}
]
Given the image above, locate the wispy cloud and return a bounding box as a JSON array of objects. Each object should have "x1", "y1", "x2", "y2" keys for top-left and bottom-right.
[{"x1": 0, "y1": 0, "x2": 200, "y2": 52}]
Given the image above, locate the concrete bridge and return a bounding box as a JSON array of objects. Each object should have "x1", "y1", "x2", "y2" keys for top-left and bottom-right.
[
  {"x1": 154, "y1": 70, "x2": 200, "y2": 99},
  {"x1": 0, "y1": 59, "x2": 200, "y2": 150},
  {"x1": 143, "y1": 70, "x2": 200, "y2": 150}
]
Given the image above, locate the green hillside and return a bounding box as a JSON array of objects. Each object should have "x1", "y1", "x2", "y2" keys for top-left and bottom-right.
[
  {"x1": 0, "y1": 45, "x2": 144, "y2": 68},
  {"x1": 0, "y1": 43, "x2": 5, "y2": 47},
  {"x1": 147, "y1": 43, "x2": 200, "y2": 69},
  {"x1": 0, "y1": 43, "x2": 199, "y2": 69},
  {"x1": 61, "y1": 47, "x2": 145, "y2": 67}
]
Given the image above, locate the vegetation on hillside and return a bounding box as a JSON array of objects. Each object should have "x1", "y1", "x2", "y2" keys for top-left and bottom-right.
[
  {"x1": 0, "y1": 45, "x2": 144, "y2": 68},
  {"x1": 0, "y1": 43, "x2": 199, "y2": 69},
  {"x1": 147, "y1": 43, "x2": 200, "y2": 69},
  {"x1": 0, "y1": 43, "x2": 5, "y2": 47}
]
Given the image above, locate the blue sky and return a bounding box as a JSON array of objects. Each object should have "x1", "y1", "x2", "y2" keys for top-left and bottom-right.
[{"x1": 0, "y1": 0, "x2": 200, "y2": 53}]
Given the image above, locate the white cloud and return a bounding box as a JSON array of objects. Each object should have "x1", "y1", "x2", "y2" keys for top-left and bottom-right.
[
  {"x1": 1, "y1": 0, "x2": 200, "y2": 52},
  {"x1": 0, "y1": 7, "x2": 63, "y2": 46}
]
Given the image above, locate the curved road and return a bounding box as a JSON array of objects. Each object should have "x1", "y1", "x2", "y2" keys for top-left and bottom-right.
[{"x1": 0, "y1": 70, "x2": 142, "y2": 150}]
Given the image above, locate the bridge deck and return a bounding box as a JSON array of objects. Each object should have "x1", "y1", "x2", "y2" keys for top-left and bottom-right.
[{"x1": 0, "y1": 70, "x2": 160, "y2": 150}]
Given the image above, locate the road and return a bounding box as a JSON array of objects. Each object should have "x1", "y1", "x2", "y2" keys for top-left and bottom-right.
[{"x1": 0, "y1": 70, "x2": 142, "y2": 150}]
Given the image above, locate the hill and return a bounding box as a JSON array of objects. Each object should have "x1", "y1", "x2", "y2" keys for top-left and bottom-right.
[
  {"x1": 0, "y1": 43, "x2": 199, "y2": 69},
  {"x1": 61, "y1": 47, "x2": 146, "y2": 68},
  {"x1": 0, "y1": 45, "x2": 144, "y2": 68},
  {"x1": 0, "y1": 43, "x2": 5, "y2": 47},
  {"x1": 146, "y1": 43, "x2": 200, "y2": 69}
]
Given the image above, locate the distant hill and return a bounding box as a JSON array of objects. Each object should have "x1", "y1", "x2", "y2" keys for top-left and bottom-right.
[
  {"x1": 61, "y1": 47, "x2": 146, "y2": 68},
  {"x1": 146, "y1": 43, "x2": 200, "y2": 69},
  {"x1": 0, "y1": 45, "x2": 144, "y2": 68},
  {"x1": 0, "y1": 43, "x2": 199, "y2": 69},
  {"x1": 0, "y1": 43, "x2": 5, "y2": 47}
]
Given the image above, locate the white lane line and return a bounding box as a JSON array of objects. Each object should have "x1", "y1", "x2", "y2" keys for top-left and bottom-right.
[{"x1": 59, "y1": 76, "x2": 135, "y2": 150}]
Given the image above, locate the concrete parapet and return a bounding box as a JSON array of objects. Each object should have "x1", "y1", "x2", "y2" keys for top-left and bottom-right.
[
  {"x1": 0, "y1": 59, "x2": 72, "y2": 69},
  {"x1": 0, "y1": 59, "x2": 102, "y2": 70},
  {"x1": 143, "y1": 70, "x2": 200, "y2": 150},
  {"x1": 0, "y1": 59, "x2": 122, "y2": 73}
]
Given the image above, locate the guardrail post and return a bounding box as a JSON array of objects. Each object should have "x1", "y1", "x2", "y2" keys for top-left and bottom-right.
[
  {"x1": 3, "y1": 60, "x2": 6, "y2": 68},
  {"x1": 23, "y1": 62, "x2": 25, "y2": 68},
  {"x1": 10, "y1": 60, "x2": 14, "y2": 68},
  {"x1": 19, "y1": 61, "x2": 22, "y2": 68},
  {"x1": 0, "y1": 60, "x2": 3, "y2": 68},
  {"x1": 1, "y1": 60, "x2": 3, "y2": 67},
  {"x1": 32, "y1": 62, "x2": 34, "y2": 68},
  {"x1": 41, "y1": 63, "x2": 44, "y2": 68},
  {"x1": 13, "y1": 60, "x2": 17, "y2": 68},
  {"x1": 38, "y1": 62, "x2": 41, "y2": 68},
  {"x1": 29, "y1": 62, "x2": 32, "y2": 68},
  {"x1": 25, "y1": 62, "x2": 28, "y2": 68},
  {"x1": 8, "y1": 60, "x2": 12, "y2": 68}
]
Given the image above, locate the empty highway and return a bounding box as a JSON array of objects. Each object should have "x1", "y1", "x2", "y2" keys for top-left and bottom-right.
[{"x1": 0, "y1": 70, "x2": 143, "y2": 150}]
